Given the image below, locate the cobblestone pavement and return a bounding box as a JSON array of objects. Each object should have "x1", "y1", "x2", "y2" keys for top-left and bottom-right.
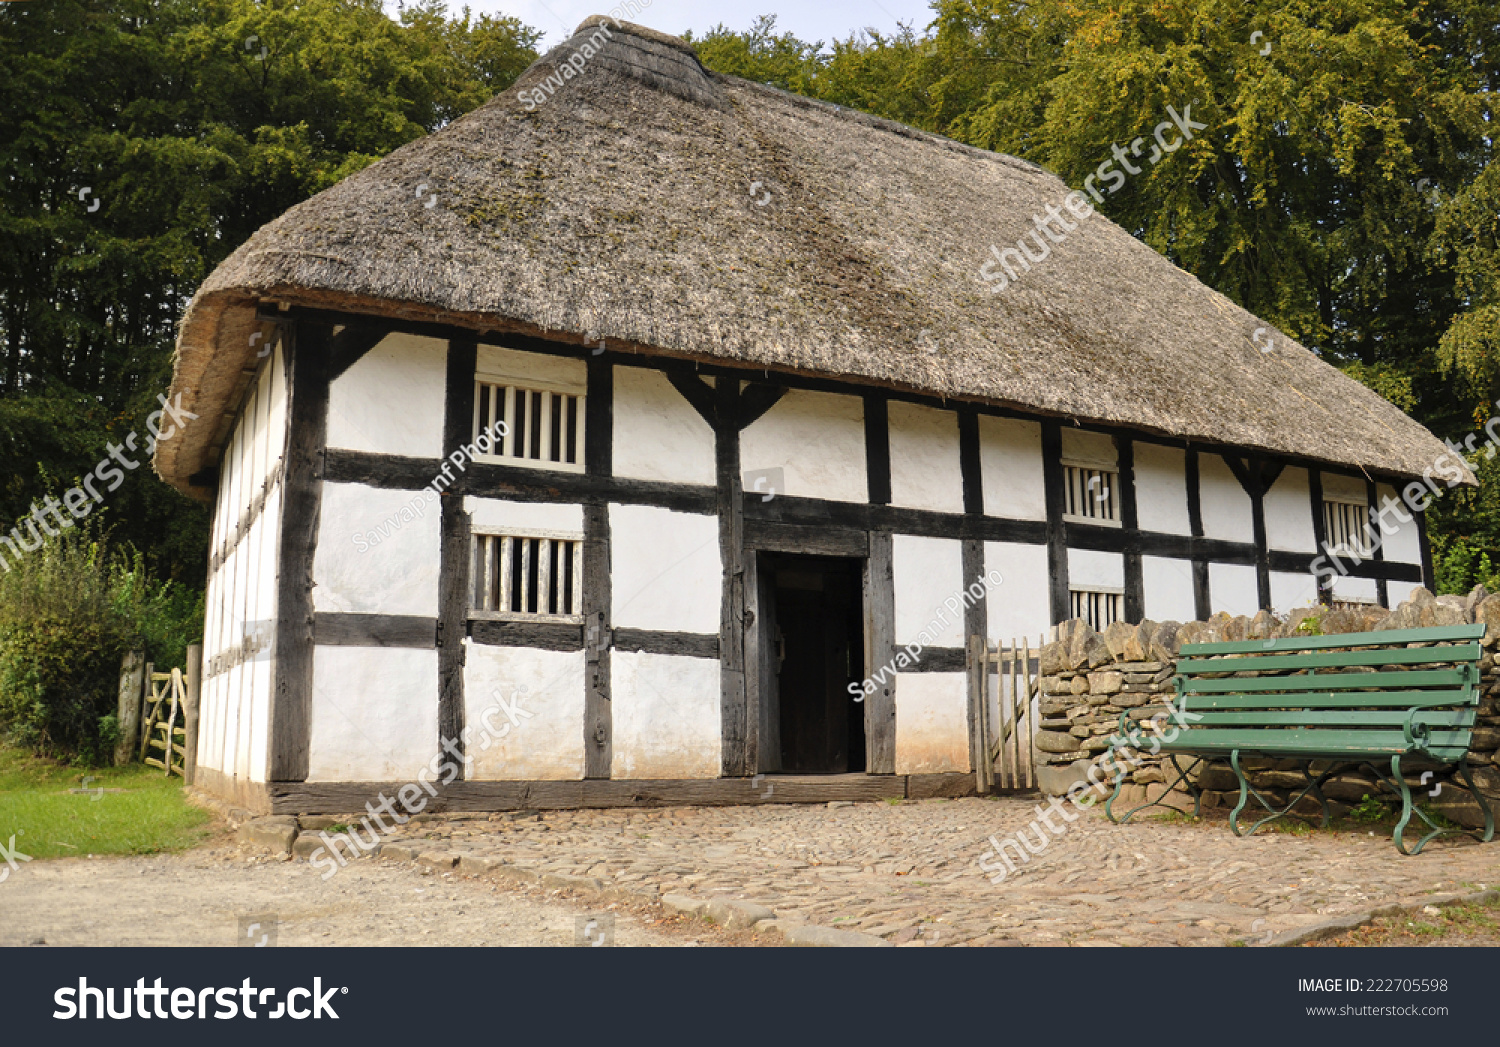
[{"x1": 369, "y1": 796, "x2": 1500, "y2": 946}]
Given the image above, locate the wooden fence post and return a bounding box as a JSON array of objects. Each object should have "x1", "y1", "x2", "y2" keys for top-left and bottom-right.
[
  {"x1": 184, "y1": 644, "x2": 201, "y2": 785},
  {"x1": 115, "y1": 651, "x2": 145, "y2": 766}
]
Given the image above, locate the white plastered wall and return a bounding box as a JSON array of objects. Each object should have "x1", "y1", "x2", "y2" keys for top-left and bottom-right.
[
  {"x1": 983, "y1": 541, "x2": 1050, "y2": 642},
  {"x1": 892, "y1": 535, "x2": 964, "y2": 647},
  {"x1": 609, "y1": 504, "x2": 720, "y2": 632},
  {"x1": 1199, "y1": 454, "x2": 1254, "y2": 543},
  {"x1": 740, "y1": 388, "x2": 866, "y2": 502},
  {"x1": 889, "y1": 402, "x2": 963, "y2": 513},
  {"x1": 893, "y1": 673, "x2": 969, "y2": 774},
  {"x1": 978, "y1": 416, "x2": 1045, "y2": 521},
  {"x1": 1209, "y1": 562, "x2": 1260, "y2": 617},
  {"x1": 612, "y1": 366, "x2": 715, "y2": 486},
  {"x1": 611, "y1": 651, "x2": 721, "y2": 778},
  {"x1": 326, "y1": 333, "x2": 446, "y2": 458},
  {"x1": 1375, "y1": 482, "x2": 1423, "y2": 565},
  {"x1": 1142, "y1": 556, "x2": 1196, "y2": 622},
  {"x1": 1070, "y1": 548, "x2": 1124, "y2": 590},
  {"x1": 463, "y1": 644, "x2": 585, "y2": 780},
  {"x1": 1265, "y1": 467, "x2": 1316, "y2": 553},
  {"x1": 1134, "y1": 443, "x2": 1191, "y2": 535},
  {"x1": 314, "y1": 483, "x2": 441, "y2": 617},
  {"x1": 199, "y1": 343, "x2": 286, "y2": 783},
  {"x1": 1271, "y1": 570, "x2": 1320, "y2": 613},
  {"x1": 306, "y1": 647, "x2": 439, "y2": 781}
]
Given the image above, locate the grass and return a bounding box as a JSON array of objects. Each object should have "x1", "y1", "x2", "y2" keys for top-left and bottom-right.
[
  {"x1": 0, "y1": 744, "x2": 214, "y2": 861},
  {"x1": 1312, "y1": 895, "x2": 1500, "y2": 947}
]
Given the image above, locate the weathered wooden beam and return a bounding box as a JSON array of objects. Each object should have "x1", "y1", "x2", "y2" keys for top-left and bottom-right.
[
  {"x1": 269, "y1": 321, "x2": 331, "y2": 782},
  {"x1": 864, "y1": 530, "x2": 897, "y2": 774}
]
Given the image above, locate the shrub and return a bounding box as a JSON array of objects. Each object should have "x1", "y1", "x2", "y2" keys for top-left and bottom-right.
[{"x1": 0, "y1": 532, "x2": 202, "y2": 763}]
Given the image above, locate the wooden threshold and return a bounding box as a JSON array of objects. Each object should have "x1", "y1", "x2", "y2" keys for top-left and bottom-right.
[{"x1": 262, "y1": 772, "x2": 979, "y2": 815}]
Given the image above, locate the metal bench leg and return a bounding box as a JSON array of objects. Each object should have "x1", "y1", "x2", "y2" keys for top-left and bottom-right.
[
  {"x1": 1390, "y1": 755, "x2": 1418, "y2": 855},
  {"x1": 1105, "y1": 746, "x2": 1203, "y2": 824},
  {"x1": 1230, "y1": 752, "x2": 1330, "y2": 837}
]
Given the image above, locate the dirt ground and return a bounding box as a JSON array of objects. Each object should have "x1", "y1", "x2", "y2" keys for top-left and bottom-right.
[{"x1": 0, "y1": 830, "x2": 758, "y2": 948}]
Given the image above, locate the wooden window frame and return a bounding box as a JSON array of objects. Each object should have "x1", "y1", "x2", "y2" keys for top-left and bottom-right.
[
  {"x1": 469, "y1": 527, "x2": 585, "y2": 623},
  {"x1": 1069, "y1": 586, "x2": 1124, "y2": 631},
  {"x1": 472, "y1": 371, "x2": 586, "y2": 474},
  {"x1": 1061, "y1": 460, "x2": 1121, "y2": 527},
  {"x1": 1322, "y1": 496, "x2": 1372, "y2": 558}
]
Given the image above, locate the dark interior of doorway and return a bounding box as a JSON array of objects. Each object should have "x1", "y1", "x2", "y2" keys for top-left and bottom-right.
[{"x1": 763, "y1": 553, "x2": 865, "y2": 774}]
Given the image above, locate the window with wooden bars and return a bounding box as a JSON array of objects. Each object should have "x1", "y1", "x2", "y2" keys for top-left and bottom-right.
[
  {"x1": 1323, "y1": 497, "x2": 1371, "y2": 557},
  {"x1": 1070, "y1": 588, "x2": 1122, "y2": 632},
  {"x1": 473, "y1": 377, "x2": 584, "y2": 472},
  {"x1": 1062, "y1": 463, "x2": 1120, "y2": 525},
  {"x1": 470, "y1": 532, "x2": 583, "y2": 620}
]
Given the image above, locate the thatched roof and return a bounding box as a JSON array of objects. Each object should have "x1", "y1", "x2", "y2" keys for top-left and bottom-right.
[{"x1": 158, "y1": 16, "x2": 1464, "y2": 499}]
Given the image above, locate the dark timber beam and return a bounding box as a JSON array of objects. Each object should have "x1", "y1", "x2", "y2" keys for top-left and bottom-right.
[
  {"x1": 1186, "y1": 449, "x2": 1211, "y2": 620},
  {"x1": 1117, "y1": 436, "x2": 1144, "y2": 622},
  {"x1": 1041, "y1": 422, "x2": 1069, "y2": 623},
  {"x1": 269, "y1": 320, "x2": 331, "y2": 782},
  {"x1": 864, "y1": 395, "x2": 891, "y2": 506},
  {"x1": 1308, "y1": 468, "x2": 1331, "y2": 603},
  {"x1": 438, "y1": 339, "x2": 477, "y2": 777},
  {"x1": 583, "y1": 358, "x2": 614, "y2": 778},
  {"x1": 1366, "y1": 477, "x2": 1389, "y2": 608},
  {"x1": 715, "y1": 379, "x2": 750, "y2": 777},
  {"x1": 864, "y1": 531, "x2": 897, "y2": 774}
]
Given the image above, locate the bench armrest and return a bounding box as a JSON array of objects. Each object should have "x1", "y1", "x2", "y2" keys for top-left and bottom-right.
[{"x1": 1402, "y1": 698, "x2": 1462, "y2": 753}]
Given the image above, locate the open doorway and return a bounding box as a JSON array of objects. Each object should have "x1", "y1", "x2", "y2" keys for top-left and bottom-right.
[{"x1": 758, "y1": 553, "x2": 865, "y2": 774}]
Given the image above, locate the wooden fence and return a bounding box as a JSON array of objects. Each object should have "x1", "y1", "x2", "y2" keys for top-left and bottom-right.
[
  {"x1": 116, "y1": 644, "x2": 201, "y2": 782},
  {"x1": 968, "y1": 635, "x2": 1044, "y2": 794}
]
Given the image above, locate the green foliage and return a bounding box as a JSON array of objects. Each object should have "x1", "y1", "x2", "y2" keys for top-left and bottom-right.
[
  {"x1": 1349, "y1": 793, "x2": 1394, "y2": 823},
  {"x1": 0, "y1": 531, "x2": 202, "y2": 762},
  {"x1": 0, "y1": 0, "x2": 540, "y2": 588},
  {"x1": 1294, "y1": 613, "x2": 1324, "y2": 636}
]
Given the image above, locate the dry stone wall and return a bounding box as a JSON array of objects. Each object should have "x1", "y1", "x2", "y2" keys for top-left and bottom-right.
[{"x1": 1033, "y1": 587, "x2": 1500, "y2": 829}]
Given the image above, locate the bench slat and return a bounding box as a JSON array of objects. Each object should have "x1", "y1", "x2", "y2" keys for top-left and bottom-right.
[
  {"x1": 1160, "y1": 728, "x2": 1472, "y2": 759},
  {"x1": 1184, "y1": 688, "x2": 1477, "y2": 711},
  {"x1": 1188, "y1": 709, "x2": 1477, "y2": 728},
  {"x1": 1177, "y1": 643, "x2": 1480, "y2": 675},
  {"x1": 1179, "y1": 624, "x2": 1484, "y2": 656},
  {"x1": 1180, "y1": 668, "x2": 1470, "y2": 695}
]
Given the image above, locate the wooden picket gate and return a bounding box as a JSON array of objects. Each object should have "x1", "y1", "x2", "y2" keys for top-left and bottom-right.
[
  {"x1": 139, "y1": 668, "x2": 188, "y2": 777},
  {"x1": 968, "y1": 635, "x2": 1044, "y2": 794}
]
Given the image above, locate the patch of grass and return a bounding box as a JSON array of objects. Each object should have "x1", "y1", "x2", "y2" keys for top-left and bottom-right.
[
  {"x1": 0, "y1": 744, "x2": 212, "y2": 861},
  {"x1": 326, "y1": 823, "x2": 351, "y2": 834},
  {"x1": 1311, "y1": 895, "x2": 1500, "y2": 947}
]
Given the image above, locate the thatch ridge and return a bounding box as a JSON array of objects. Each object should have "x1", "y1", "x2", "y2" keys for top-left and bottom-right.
[{"x1": 156, "y1": 17, "x2": 1467, "y2": 500}]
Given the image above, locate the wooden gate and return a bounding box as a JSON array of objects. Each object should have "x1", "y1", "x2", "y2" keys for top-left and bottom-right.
[
  {"x1": 139, "y1": 668, "x2": 188, "y2": 777},
  {"x1": 968, "y1": 635, "x2": 1044, "y2": 793}
]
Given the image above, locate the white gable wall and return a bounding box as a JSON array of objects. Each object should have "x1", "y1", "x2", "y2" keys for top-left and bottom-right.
[
  {"x1": 326, "y1": 333, "x2": 446, "y2": 458},
  {"x1": 1134, "y1": 443, "x2": 1191, "y2": 535},
  {"x1": 889, "y1": 402, "x2": 963, "y2": 513},
  {"x1": 740, "y1": 389, "x2": 866, "y2": 502},
  {"x1": 612, "y1": 367, "x2": 715, "y2": 486},
  {"x1": 978, "y1": 416, "x2": 1045, "y2": 520}
]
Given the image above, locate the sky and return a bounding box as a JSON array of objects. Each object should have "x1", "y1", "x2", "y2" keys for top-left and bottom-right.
[{"x1": 417, "y1": 0, "x2": 940, "y2": 49}]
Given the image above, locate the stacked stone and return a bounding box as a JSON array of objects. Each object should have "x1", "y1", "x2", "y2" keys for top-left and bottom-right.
[{"x1": 1032, "y1": 586, "x2": 1500, "y2": 828}]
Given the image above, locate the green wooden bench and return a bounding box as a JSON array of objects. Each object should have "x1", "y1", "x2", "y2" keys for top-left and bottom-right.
[{"x1": 1104, "y1": 624, "x2": 1495, "y2": 855}]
